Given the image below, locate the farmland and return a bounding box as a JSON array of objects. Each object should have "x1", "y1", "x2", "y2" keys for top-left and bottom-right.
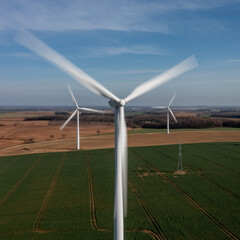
[
  {"x1": 1, "y1": 107, "x2": 240, "y2": 156},
  {"x1": 0, "y1": 142, "x2": 239, "y2": 239}
]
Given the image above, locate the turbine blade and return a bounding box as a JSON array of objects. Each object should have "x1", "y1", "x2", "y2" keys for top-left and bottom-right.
[
  {"x1": 124, "y1": 56, "x2": 198, "y2": 103},
  {"x1": 15, "y1": 29, "x2": 120, "y2": 103},
  {"x1": 78, "y1": 107, "x2": 105, "y2": 113},
  {"x1": 119, "y1": 107, "x2": 128, "y2": 217},
  {"x1": 60, "y1": 109, "x2": 77, "y2": 130},
  {"x1": 67, "y1": 84, "x2": 79, "y2": 108},
  {"x1": 168, "y1": 94, "x2": 176, "y2": 107},
  {"x1": 168, "y1": 107, "x2": 177, "y2": 123}
]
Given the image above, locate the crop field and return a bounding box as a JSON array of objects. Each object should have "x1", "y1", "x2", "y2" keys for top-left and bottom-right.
[
  {"x1": 128, "y1": 127, "x2": 240, "y2": 134},
  {"x1": 0, "y1": 142, "x2": 239, "y2": 240}
]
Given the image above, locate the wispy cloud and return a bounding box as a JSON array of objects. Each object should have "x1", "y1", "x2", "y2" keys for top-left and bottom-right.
[
  {"x1": 91, "y1": 69, "x2": 164, "y2": 75},
  {"x1": 228, "y1": 59, "x2": 240, "y2": 63},
  {"x1": 82, "y1": 45, "x2": 169, "y2": 58},
  {"x1": 0, "y1": 0, "x2": 239, "y2": 33},
  {"x1": 1, "y1": 45, "x2": 168, "y2": 58},
  {"x1": 102, "y1": 46, "x2": 168, "y2": 55},
  {"x1": 0, "y1": 52, "x2": 34, "y2": 57}
]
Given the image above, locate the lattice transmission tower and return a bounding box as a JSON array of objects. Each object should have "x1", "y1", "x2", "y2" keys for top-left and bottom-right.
[{"x1": 177, "y1": 142, "x2": 183, "y2": 171}]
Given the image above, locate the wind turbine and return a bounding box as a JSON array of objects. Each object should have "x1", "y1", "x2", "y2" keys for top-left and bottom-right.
[
  {"x1": 61, "y1": 84, "x2": 105, "y2": 150},
  {"x1": 15, "y1": 30, "x2": 198, "y2": 240},
  {"x1": 153, "y1": 94, "x2": 177, "y2": 134}
]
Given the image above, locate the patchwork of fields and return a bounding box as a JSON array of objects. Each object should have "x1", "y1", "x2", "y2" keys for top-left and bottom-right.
[{"x1": 0, "y1": 142, "x2": 239, "y2": 240}]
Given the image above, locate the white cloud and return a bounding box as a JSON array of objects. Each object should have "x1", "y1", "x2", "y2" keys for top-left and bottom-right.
[{"x1": 0, "y1": 0, "x2": 239, "y2": 33}]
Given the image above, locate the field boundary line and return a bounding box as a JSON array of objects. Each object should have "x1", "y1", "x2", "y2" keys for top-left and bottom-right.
[
  {"x1": 202, "y1": 143, "x2": 240, "y2": 161},
  {"x1": 208, "y1": 143, "x2": 240, "y2": 154},
  {"x1": 0, "y1": 126, "x2": 21, "y2": 139},
  {"x1": 161, "y1": 174, "x2": 239, "y2": 240},
  {"x1": 88, "y1": 151, "x2": 159, "y2": 240},
  {"x1": 0, "y1": 157, "x2": 18, "y2": 174},
  {"x1": 34, "y1": 153, "x2": 66, "y2": 233},
  {"x1": 0, "y1": 155, "x2": 42, "y2": 207},
  {"x1": 152, "y1": 147, "x2": 240, "y2": 199},
  {"x1": 185, "y1": 148, "x2": 240, "y2": 176},
  {"x1": 201, "y1": 175, "x2": 240, "y2": 199},
  {"x1": 132, "y1": 149, "x2": 239, "y2": 240}
]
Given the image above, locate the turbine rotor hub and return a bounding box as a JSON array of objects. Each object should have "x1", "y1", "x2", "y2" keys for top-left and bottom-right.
[
  {"x1": 120, "y1": 99, "x2": 125, "y2": 106},
  {"x1": 108, "y1": 99, "x2": 125, "y2": 108}
]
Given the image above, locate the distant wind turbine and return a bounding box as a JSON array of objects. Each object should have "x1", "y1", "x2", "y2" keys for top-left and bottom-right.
[
  {"x1": 153, "y1": 94, "x2": 177, "y2": 134},
  {"x1": 15, "y1": 29, "x2": 198, "y2": 240},
  {"x1": 60, "y1": 84, "x2": 105, "y2": 150}
]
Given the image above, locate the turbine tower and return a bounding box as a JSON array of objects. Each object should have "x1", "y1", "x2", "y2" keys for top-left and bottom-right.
[
  {"x1": 153, "y1": 94, "x2": 177, "y2": 134},
  {"x1": 61, "y1": 84, "x2": 105, "y2": 150},
  {"x1": 15, "y1": 30, "x2": 198, "y2": 240}
]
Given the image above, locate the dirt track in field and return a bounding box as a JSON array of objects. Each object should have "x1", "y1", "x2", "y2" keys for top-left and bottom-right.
[
  {"x1": 128, "y1": 178, "x2": 166, "y2": 240},
  {"x1": 34, "y1": 154, "x2": 66, "y2": 233},
  {"x1": 0, "y1": 130, "x2": 240, "y2": 156},
  {"x1": 87, "y1": 153, "x2": 161, "y2": 240}
]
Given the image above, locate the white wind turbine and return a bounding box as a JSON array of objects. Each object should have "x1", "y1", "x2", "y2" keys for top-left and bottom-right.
[
  {"x1": 15, "y1": 30, "x2": 198, "y2": 240},
  {"x1": 153, "y1": 94, "x2": 177, "y2": 134},
  {"x1": 61, "y1": 84, "x2": 105, "y2": 150}
]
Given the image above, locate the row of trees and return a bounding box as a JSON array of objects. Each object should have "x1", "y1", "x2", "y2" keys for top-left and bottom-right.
[
  {"x1": 24, "y1": 111, "x2": 240, "y2": 128},
  {"x1": 24, "y1": 115, "x2": 67, "y2": 121}
]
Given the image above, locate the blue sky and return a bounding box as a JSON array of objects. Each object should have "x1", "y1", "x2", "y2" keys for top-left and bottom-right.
[{"x1": 0, "y1": 0, "x2": 240, "y2": 106}]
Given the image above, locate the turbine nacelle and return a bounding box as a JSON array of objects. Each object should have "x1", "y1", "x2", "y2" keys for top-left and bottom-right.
[{"x1": 109, "y1": 99, "x2": 126, "y2": 108}]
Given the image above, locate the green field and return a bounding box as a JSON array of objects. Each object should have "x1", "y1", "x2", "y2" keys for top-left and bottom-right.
[
  {"x1": 0, "y1": 142, "x2": 239, "y2": 239},
  {"x1": 128, "y1": 127, "x2": 240, "y2": 134}
]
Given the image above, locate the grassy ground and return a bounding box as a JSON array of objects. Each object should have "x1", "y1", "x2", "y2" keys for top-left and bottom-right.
[
  {"x1": 0, "y1": 143, "x2": 239, "y2": 239},
  {"x1": 128, "y1": 127, "x2": 240, "y2": 134}
]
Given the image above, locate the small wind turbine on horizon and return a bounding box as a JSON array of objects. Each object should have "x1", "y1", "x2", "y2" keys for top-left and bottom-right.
[
  {"x1": 15, "y1": 29, "x2": 198, "y2": 240},
  {"x1": 60, "y1": 84, "x2": 105, "y2": 150},
  {"x1": 153, "y1": 94, "x2": 177, "y2": 134}
]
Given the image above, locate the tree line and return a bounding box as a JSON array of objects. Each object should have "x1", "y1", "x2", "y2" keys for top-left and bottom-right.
[{"x1": 24, "y1": 111, "x2": 240, "y2": 128}]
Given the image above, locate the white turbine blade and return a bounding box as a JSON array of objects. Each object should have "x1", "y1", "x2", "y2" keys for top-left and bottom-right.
[
  {"x1": 67, "y1": 84, "x2": 79, "y2": 108},
  {"x1": 15, "y1": 30, "x2": 120, "y2": 103},
  {"x1": 119, "y1": 107, "x2": 128, "y2": 217},
  {"x1": 168, "y1": 107, "x2": 177, "y2": 123},
  {"x1": 152, "y1": 106, "x2": 167, "y2": 109},
  {"x1": 168, "y1": 94, "x2": 176, "y2": 107},
  {"x1": 124, "y1": 56, "x2": 198, "y2": 103},
  {"x1": 78, "y1": 107, "x2": 105, "y2": 113},
  {"x1": 60, "y1": 109, "x2": 77, "y2": 130}
]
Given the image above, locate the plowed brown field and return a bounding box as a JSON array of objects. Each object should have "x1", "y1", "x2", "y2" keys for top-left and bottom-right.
[{"x1": 0, "y1": 130, "x2": 240, "y2": 156}]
